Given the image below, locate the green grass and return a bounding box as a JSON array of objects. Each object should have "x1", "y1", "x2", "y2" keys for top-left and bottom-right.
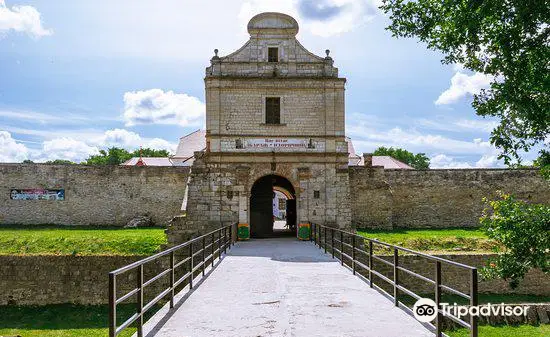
[
  {"x1": 0, "y1": 303, "x2": 161, "y2": 337},
  {"x1": 0, "y1": 225, "x2": 167, "y2": 255},
  {"x1": 446, "y1": 324, "x2": 550, "y2": 337},
  {"x1": 357, "y1": 227, "x2": 498, "y2": 253}
]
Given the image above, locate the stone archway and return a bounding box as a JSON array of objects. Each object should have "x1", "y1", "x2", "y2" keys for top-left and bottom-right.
[{"x1": 250, "y1": 174, "x2": 296, "y2": 238}]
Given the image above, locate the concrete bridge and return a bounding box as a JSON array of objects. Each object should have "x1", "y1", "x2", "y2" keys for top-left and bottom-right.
[
  {"x1": 131, "y1": 239, "x2": 431, "y2": 337},
  {"x1": 110, "y1": 224, "x2": 478, "y2": 337}
]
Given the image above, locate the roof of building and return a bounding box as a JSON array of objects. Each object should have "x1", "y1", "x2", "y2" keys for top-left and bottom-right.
[
  {"x1": 346, "y1": 137, "x2": 413, "y2": 169},
  {"x1": 122, "y1": 157, "x2": 174, "y2": 166},
  {"x1": 173, "y1": 129, "x2": 206, "y2": 160}
]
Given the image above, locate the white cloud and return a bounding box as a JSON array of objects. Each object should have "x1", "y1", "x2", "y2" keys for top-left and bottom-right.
[
  {"x1": 0, "y1": 130, "x2": 29, "y2": 162},
  {"x1": 42, "y1": 137, "x2": 99, "y2": 163},
  {"x1": 239, "y1": 0, "x2": 380, "y2": 37},
  {"x1": 430, "y1": 154, "x2": 472, "y2": 169},
  {"x1": 123, "y1": 89, "x2": 205, "y2": 127},
  {"x1": 98, "y1": 128, "x2": 177, "y2": 153},
  {"x1": 0, "y1": 0, "x2": 52, "y2": 38},
  {"x1": 435, "y1": 71, "x2": 493, "y2": 105},
  {"x1": 453, "y1": 119, "x2": 498, "y2": 133}
]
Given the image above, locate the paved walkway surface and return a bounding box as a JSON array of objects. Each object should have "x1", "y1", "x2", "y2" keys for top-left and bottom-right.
[{"x1": 141, "y1": 238, "x2": 433, "y2": 337}]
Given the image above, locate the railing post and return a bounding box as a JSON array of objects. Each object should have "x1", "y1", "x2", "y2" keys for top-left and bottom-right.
[
  {"x1": 109, "y1": 273, "x2": 116, "y2": 337},
  {"x1": 170, "y1": 251, "x2": 175, "y2": 309},
  {"x1": 331, "y1": 228, "x2": 334, "y2": 258},
  {"x1": 368, "y1": 240, "x2": 373, "y2": 288},
  {"x1": 211, "y1": 233, "x2": 215, "y2": 267},
  {"x1": 223, "y1": 227, "x2": 228, "y2": 254},
  {"x1": 435, "y1": 261, "x2": 442, "y2": 337},
  {"x1": 324, "y1": 227, "x2": 327, "y2": 254},
  {"x1": 351, "y1": 235, "x2": 356, "y2": 275},
  {"x1": 189, "y1": 243, "x2": 194, "y2": 289},
  {"x1": 219, "y1": 228, "x2": 222, "y2": 260},
  {"x1": 393, "y1": 248, "x2": 398, "y2": 306},
  {"x1": 136, "y1": 264, "x2": 144, "y2": 337},
  {"x1": 470, "y1": 268, "x2": 478, "y2": 337},
  {"x1": 341, "y1": 231, "x2": 345, "y2": 265},
  {"x1": 202, "y1": 237, "x2": 206, "y2": 276}
]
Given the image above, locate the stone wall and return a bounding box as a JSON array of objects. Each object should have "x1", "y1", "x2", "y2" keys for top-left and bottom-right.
[
  {"x1": 357, "y1": 253, "x2": 550, "y2": 296},
  {"x1": 349, "y1": 167, "x2": 550, "y2": 229},
  {"x1": 0, "y1": 164, "x2": 190, "y2": 226},
  {"x1": 0, "y1": 255, "x2": 168, "y2": 305}
]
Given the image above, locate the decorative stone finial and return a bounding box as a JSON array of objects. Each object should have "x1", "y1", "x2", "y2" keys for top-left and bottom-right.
[
  {"x1": 211, "y1": 48, "x2": 220, "y2": 62},
  {"x1": 326, "y1": 49, "x2": 330, "y2": 57}
]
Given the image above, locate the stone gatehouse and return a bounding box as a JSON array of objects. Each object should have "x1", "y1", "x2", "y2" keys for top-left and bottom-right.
[{"x1": 167, "y1": 12, "x2": 351, "y2": 243}]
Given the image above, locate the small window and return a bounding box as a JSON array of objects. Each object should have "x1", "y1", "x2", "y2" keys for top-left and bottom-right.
[
  {"x1": 265, "y1": 97, "x2": 280, "y2": 124},
  {"x1": 268, "y1": 47, "x2": 278, "y2": 62},
  {"x1": 314, "y1": 191, "x2": 320, "y2": 199}
]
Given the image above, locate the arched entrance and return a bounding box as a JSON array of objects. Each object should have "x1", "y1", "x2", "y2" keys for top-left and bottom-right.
[{"x1": 250, "y1": 175, "x2": 297, "y2": 238}]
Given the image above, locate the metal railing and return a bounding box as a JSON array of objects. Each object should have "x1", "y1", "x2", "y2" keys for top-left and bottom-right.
[
  {"x1": 108, "y1": 223, "x2": 237, "y2": 337},
  {"x1": 310, "y1": 223, "x2": 478, "y2": 337}
]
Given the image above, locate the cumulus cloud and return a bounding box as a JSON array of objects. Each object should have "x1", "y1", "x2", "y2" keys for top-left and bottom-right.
[
  {"x1": 123, "y1": 89, "x2": 205, "y2": 127},
  {"x1": 435, "y1": 71, "x2": 493, "y2": 105},
  {"x1": 0, "y1": 130, "x2": 29, "y2": 162},
  {"x1": 0, "y1": 0, "x2": 52, "y2": 38},
  {"x1": 239, "y1": 0, "x2": 380, "y2": 37},
  {"x1": 42, "y1": 137, "x2": 99, "y2": 163},
  {"x1": 98, "y1": 128, "x2": 177, "y2": 153},
  {"x1": 430, "y1": 153, "x2": 503, "y2": 169}
]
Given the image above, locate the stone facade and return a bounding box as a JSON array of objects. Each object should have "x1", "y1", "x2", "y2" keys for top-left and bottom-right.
[
  {"x1": 0, "y1": 164, "x2": 190, "y2": 226},
  {"x1": 349, "y1": 167, "x2": 550, "y2": 229},
  {"x1": 168, "y1": 12, "x2": 351, "y2": 243}
]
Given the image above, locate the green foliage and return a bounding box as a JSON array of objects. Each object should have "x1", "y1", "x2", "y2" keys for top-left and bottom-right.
[
  {"x1": 480, "y1": 192, "x2": 550, "y2": 288},
  {"x1": 373, "y1": 146, "x2": 430, "y2": 169},
  {"x1": 45, "y1": 159, "x2": 76, "y2": 165},
  {"x1": 22, "y1": 159, "x2": 34, "y2": 164},
  {"x1": 446, "y1": 324, "x2": 550, "y2": 337},
  {"x1": 533, "y1": 150, "x2": 550, "y2": 179},
  {"x1": 83, "y1": 147, "x2": 170, "y2": 165},
  {"x1": 380, "y1": 0, "x2": 550, "y2": 170},
  {"x1": 0, "y1": 225, "x2": 166, "y2": 255},
  {"x1": 0, "y1": 303, "x2": 160, "y2": 337}
]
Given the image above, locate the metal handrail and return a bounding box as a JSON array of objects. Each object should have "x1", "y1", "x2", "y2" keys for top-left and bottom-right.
[
  {"x1": 109, "y1": 223, "x2": 237, "y2": 337},
  {"x1": 310, "y1": 223, "x2": 478, "y2": 337}
]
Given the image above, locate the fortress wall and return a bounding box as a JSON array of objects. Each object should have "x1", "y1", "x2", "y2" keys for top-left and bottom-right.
[
  {"x1": 0, "y1": 164, "x2": 190, "y2": 226},
  {"x1": 349, "y1": 167, "x2": 550, "y2": 229}
]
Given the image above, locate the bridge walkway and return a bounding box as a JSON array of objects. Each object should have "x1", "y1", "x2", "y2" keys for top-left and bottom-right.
[{"x1": 138, "y1": 238, "x2": 433, "y2": 337}]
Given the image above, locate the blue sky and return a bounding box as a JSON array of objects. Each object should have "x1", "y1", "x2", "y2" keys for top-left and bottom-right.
[{"x1": 0, "y1": 0, "x2": 536, "y2": 167}]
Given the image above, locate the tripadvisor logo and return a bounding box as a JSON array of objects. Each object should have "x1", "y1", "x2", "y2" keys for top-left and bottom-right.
[{"x1": 413, "y1": 298, "x2": 529, "y2": 323}]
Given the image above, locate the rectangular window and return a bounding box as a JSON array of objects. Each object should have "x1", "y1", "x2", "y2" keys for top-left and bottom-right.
[
  {"x1": 268, "y1": 47, "x2": 278, "y2": 62},
  {"x1": 265, "y1": 97, "x2": 281, "y2": 124}
]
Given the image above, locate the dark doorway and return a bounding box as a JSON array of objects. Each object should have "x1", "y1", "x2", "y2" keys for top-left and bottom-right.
[{"x1": 250, "y1": 175, "x2": 296, "y2": 238}]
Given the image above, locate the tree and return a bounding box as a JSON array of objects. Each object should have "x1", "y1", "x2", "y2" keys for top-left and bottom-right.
[
  {"x1": 22, "y1": 159, "x2": 34, "y2": 164},
  {"x1": 373, "y1": 146, "x2": 430, "y2": 169},
  {"x1": 480, "y1": 192, "x2": 549, "y2": 288},
  {"x1": 380, "y1": 0, "x2": 549, "y2": 172},
  {"x1": 45, "y1": 159, "x2": 76, "y2": 165},
  {"x1": 83, "y1": 147, "x2": 171, "y2": 165},
  {"x1": 84, "y1": 148, "x2": 133, "y2": 165}
]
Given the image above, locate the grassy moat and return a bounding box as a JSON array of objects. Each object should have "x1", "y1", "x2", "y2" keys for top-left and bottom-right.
[{"x1": 0, "y1": 225, "x2": 166, "y2": 255}]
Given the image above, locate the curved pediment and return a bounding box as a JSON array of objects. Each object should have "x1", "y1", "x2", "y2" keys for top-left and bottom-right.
[{"x1": 247, "y1": 12, "x2": 299, "y2": 37}]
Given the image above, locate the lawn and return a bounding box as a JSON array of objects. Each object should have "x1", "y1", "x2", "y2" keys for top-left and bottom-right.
[
  {"x1": 0, "y1": 303, "x2": 153, "y2": 337},
  {"x1": 446, "y1": 324, "x2": 550, "y2": 337},
  {"x1": 0, "y1": 225, "x2": 167, "y2": 255},
  {"x1": 357, "y1": 227, "x2": 497, "y2": 253}
]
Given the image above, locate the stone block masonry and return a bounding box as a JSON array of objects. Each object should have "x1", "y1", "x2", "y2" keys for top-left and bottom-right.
[
  {"x1": 349, "y1": 167, "x2": 550, "y2": 229},
  {"x1": 0, "y1": 164, "x2": 190, "y2": 226},
  {"x1": 0, "y1": 255, "x2": 167, "y2": 305}
]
